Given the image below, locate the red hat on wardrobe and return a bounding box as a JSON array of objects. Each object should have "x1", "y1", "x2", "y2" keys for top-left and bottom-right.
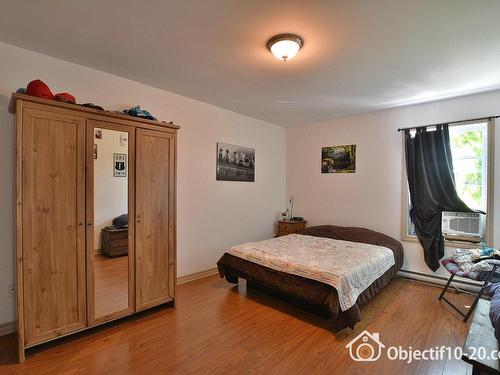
[
  {"x1": 54, "y1": 92, "x2": 76, "y2": 104},
  {"x1": 25, "y1": 79, "x2": 54, "y2": 100}
]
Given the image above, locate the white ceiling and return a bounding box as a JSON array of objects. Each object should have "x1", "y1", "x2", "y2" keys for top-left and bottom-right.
[{"x1": 1, "y1": 1, "x2": 500, "y2": 127}]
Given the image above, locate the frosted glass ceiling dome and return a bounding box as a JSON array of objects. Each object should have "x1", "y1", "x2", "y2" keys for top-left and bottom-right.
[{"x1": 267, "y1": 34, "x2": 303, "y2": 62}]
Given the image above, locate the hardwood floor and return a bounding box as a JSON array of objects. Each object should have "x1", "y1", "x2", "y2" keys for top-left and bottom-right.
[
  {"x1": 0, "y1": 275, "x2": 474, "y2": 374},
  {"x1": 94, "y1": 254, "x2": 129, "y2": 318}
]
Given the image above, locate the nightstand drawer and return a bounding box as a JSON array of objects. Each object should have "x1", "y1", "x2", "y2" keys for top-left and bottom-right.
[
  {"x1": 280, "y1": 223, "x2": 295, "y2": 232},
  {"x1": 277, "y1": 220, "x2": 307, "y2": 236}
]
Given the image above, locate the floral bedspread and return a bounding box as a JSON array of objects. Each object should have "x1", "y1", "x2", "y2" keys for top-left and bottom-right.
[{"x1": 227, "y1": 234, "x2": 395, "y2": 311}]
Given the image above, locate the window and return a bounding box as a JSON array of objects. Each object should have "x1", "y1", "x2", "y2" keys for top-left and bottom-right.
[{"x1": 404, "y1": 120, "x2": 493, "y2": 244}]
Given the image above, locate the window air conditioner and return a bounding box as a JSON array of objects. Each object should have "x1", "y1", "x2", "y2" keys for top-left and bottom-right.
[{"x1": 441, "y1": 211, "x2": 481, "y2": 238}]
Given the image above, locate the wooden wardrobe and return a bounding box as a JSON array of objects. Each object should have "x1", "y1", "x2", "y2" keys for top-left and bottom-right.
[{"x1": 9, "y1": 93, "x2": 178, "y2": 362}]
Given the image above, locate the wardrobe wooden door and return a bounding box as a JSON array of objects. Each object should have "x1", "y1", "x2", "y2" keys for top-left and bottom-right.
[
  {"x1": 21, "y1": 106, "x2": 86, "y2": 347},
  {"x1": 135, "y1": 129, "x2": 176, "y2": 311}
]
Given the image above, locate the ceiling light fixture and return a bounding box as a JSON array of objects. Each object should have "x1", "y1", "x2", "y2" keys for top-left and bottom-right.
[{"x1": 267, "y1": 33, "x2": 303, "y2": 62}]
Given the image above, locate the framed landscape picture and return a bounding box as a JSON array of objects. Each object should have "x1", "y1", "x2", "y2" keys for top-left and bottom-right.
[
  {"x1": 321, "y1": 144, "x2": 356, "y2": 173},
  {"x1": 217, "y1": 142, "x2": 255, "y2": 182}
]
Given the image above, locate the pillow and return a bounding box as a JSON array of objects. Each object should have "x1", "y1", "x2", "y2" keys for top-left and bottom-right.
[
  {"x1": 486, "y1": 283, "x2": 500, "y2": 341},
  {"x1": 112, "y1": 213, "x2": 128, "y2": 228}
]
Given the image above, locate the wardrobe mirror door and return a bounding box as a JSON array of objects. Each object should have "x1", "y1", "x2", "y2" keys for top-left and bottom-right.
[{"x1": 89, "y1": 125, "x2": 134, "y2": 322}]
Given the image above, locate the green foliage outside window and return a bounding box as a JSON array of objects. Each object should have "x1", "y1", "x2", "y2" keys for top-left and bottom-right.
[{"x1": 450, "y1": 129, "x2": 484, "y2": 210}]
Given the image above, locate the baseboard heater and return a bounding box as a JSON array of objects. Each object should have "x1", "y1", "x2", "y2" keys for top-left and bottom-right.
[{"x1": 398, "y1": 268, "x2": 482, "y2": 292}]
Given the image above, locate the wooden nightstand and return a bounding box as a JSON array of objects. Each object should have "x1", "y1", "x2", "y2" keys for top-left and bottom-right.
[
  {"x1": 277, "y1": 220, "x2": 307, "y2": 236},
  {"x1": 101, "y1": 226, "x2": 128, "y2": 257}
]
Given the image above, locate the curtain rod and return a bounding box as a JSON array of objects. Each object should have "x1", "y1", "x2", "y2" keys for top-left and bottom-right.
[{"x1": 397, "y1": 115, "x2": 500, "y2": 132}]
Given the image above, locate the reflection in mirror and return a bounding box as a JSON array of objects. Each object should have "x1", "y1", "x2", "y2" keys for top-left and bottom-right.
[{"x1": 93, "y1": 128, "x2": 129, "y2": 318}]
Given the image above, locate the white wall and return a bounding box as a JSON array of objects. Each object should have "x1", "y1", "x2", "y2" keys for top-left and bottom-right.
[
  {"x1": 2, "y1": 39, "x2": 499, "y2": 327},
  {"x1": 93, "y1": 129, "x2": 128, "y2": 250},
  {"x1": 0, "y1": 42, "x2": 286, "y2": 325},
  {"x1": 287, "y1": 89, "x2": 500, "y2": 278}
]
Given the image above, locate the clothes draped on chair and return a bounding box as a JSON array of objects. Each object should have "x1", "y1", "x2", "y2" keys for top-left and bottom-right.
[{"x1": 404, "y1": 124, "x2": 475, "y2": 271}]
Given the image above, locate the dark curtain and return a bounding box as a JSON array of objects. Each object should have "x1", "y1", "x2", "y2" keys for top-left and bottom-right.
[{"x1": 404, "y1": 124, "x2": 474, "y2": 271}]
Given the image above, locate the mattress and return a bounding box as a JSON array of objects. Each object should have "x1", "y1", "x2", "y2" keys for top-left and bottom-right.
[
  {"x1": 226, "y1": 234, "x2": 395, "y2": 311},
  {"x1": 217, "y1": 225, "x2": 404, "y2": 330}
]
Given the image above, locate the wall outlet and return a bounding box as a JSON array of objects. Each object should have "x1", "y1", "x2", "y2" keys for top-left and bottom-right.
[{"x1": 7, "y1": 283, "x2": 14, "y2": 297}]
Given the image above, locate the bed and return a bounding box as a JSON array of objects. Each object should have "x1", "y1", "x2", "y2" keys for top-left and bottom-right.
[{"x1": 217, "y1": 225, "x2": 404, "y2": 331}]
